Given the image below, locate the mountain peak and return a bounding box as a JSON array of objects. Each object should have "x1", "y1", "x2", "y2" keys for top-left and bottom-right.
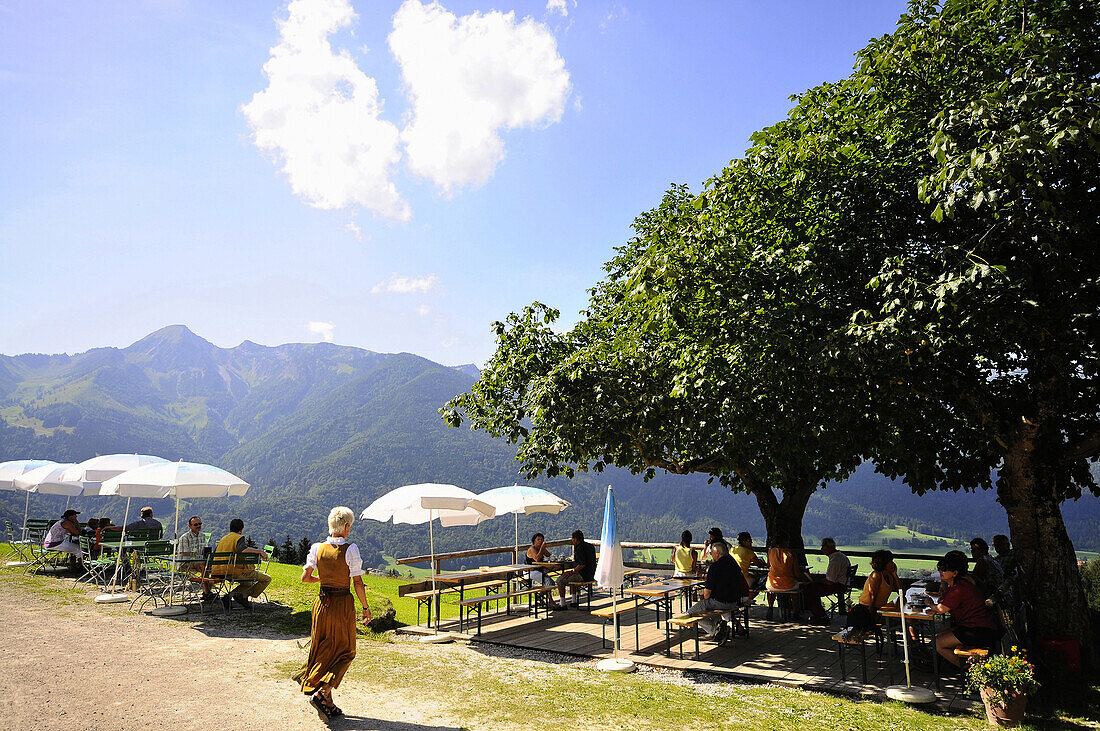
[
  {"x1": 124, "y1": 325, "x2": 221, "y2": 369},
  {"x1": 130, "y1": 324, "x2": 204, "y2": 347}
]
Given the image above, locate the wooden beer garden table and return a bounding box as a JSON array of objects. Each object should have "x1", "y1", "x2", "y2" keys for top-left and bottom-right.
[{"x1": 878, "y1": 605, "x2": 949, "y2": 691}]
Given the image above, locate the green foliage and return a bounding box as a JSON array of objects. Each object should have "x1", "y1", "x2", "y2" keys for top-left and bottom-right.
[
  {"x1": 966, "y1": 647, "x2": 1040, "y2": 707},
  {"x1": 1082, "y1": 558, "x2": 1100, "y2": 612}
]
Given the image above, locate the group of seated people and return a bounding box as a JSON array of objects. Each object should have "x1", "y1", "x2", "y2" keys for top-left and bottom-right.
[
  {"x1": 41, "y1": 506, "x2": 165, "y2": 574},
  {"x1": 677, "y1": 527, "x2": 1014, "y2": 659},
  {"x1": 39, "y1": 507, "x2": 270, "y2": 609},
  {"x1": 832, "y1": 540, "x2": 1009, "y2": 673},
  {"x1": 174, "y1": 516, "x2": 271, "y2": 610},
  {"x1": 523, "y1": 529, "x2": 597, "y2": 610}
]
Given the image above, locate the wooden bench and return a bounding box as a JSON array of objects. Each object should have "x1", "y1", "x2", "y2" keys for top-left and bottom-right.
[
  {"x1": 834, "y1": 627, "x2": 885, "y2": 684},
  {"x1": 559, "y1": 579, "x2": 596, "y2": 610},
  {"x1": 457, "y1": 586, "x2": 556, "y2": 635},
  {"x1": 764, "y1": 587, "x2": 803, "y2": 620},
  {"x1": 401, "y1": 579, "x2": 507, "y2": 627},
  {"x1": 954, "y1": 646, "x2": 990, "y2": 661},
  {"x1": 592, "y1": 598, "x2": 645, "y2": 651},
  {"x1": 666, "y1": 611, "x2": 726, "y2": 660}
]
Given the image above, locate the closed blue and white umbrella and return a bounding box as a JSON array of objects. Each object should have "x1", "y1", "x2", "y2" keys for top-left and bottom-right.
[
  {"x1": 594, "y1": 485, "x2": 633, "y2": 672},
  {"x1": 595, "y1": 486, "x2": 624, "y2": 589}
]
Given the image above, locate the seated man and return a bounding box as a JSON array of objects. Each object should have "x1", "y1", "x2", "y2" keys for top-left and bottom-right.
[
  {"x1": 211, "y1": 518, "x2": 271, "y2": 610},
  {"x1": 804, "y1": 537, "x2": 851, "y2": 625},
  {"x1": 555, "y1": 530, "x2": 596, "y2": 609},
  {"x1": 125, "y1": 506, "x2": 163, "y2": 537},
  {"x1": 688, "y1": 539, "x2": 749, "y2": 642},
  {"x1": 969, "y1": 537, "x2": 1004, "y2": 599},
  {"x1": 175, "y1": 515, "x2": 215, "y2": 600},
  {"x1": 992, "y1": 534, "x2": 1016, "y2": 575},
  {"x1": 43, "y1": 509, "x2": 84, "y2": 573}
]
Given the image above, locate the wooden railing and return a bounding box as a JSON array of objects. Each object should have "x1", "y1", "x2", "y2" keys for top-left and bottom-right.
[{"x1": 397, "y1": 540, "x2": 946, "y2": 573}]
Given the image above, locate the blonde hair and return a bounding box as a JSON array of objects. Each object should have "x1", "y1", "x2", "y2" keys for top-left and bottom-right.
[{"x1": 328, "y1": 506, "x2": 354, "y2": 535}]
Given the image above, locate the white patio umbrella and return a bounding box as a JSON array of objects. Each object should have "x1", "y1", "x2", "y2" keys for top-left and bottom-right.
[
  {"x1": 594, "y1": 485, "x2": 633, "y2": 672},
  {"x1": 360, "y1": 483, "x2": 495, "y2": 636},
  {"x1": 477, "y1": 485, "x2": 570, "y2": 563},
  {"x1": 99, "y1": 461, "x2": 250, "y2": 615},
  {"x1": 0, "y1": 459, "x2": 58, "y2": 547},
  {"x1": 61, "y1": 453, "x2": 170, "y2": 495},
  {"x1": 13, "y1": 462, "x2": 86, "y2": 508}
]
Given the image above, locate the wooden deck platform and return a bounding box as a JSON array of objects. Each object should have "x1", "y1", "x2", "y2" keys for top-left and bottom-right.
[{"x1": 399, "y1": 592, "x2": 981, "y2": 715}]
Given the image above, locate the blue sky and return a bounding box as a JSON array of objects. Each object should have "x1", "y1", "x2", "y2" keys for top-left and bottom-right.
[{"x1": 1, "y1": 0, "x2": 910, "y2": 365}]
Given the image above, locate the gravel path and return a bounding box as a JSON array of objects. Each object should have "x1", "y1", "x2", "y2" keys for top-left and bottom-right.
[
  {"x1": 0, "y1": 578, "x2": 460, "y2": 731},
  {"x1": 0, "y1": 576, "x2": 761, "y2": 731}
]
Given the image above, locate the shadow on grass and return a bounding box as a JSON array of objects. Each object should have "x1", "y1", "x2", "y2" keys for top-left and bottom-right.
[{"x1": 320, "y1": 715, "x2": 466, "y2": 730}]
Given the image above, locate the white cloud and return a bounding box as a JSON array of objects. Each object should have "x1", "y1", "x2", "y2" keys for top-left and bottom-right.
[
  {"x1": 371, "y1": 272, "x2": 439, "y2": 294},
  {"x1": 545, "y1": 0, "x2": 570, "y2": 17},
  {"x1": 242, "y1": 0, "x2": 410, "y2": 221},
  {"x1": 309, "y1": 321, "x2": 335, "y2": 342},
  {"x1": 416, "y1": 304, "x2": 431, "y2": 316},
  {"x1": 344, "y1": 221, "x2": 363, "y2": 240},
  {"x1": 389, "y1": 0, "x2": 571, "y2": 194}
]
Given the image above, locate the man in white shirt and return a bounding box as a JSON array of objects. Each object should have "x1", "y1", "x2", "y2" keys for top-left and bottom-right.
[
  {"x1": 175, "y1": 515, "x2": 215, "y2": 600},
  {"x1": 805, "y1": 537, "x2": 851, "y2": 625}
]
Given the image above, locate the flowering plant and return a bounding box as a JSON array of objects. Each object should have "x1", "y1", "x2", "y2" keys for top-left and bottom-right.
[{"x1": 965, "y1": 646, "x2": 1039, "y2": 707}]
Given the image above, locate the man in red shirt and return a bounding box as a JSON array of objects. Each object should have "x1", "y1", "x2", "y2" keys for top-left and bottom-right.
[{"x1": 923, "y1": 552, "x2": 1001, "y2": 668}]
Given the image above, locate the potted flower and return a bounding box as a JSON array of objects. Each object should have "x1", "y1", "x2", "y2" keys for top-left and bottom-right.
[{"x1": 965, "y1": 646, "x2": 1039, "y2": 727}]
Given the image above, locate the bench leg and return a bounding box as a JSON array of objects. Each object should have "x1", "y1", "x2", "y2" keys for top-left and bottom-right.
[{"x1": 839, "y1": 643, "x2": 847, "y2": 681}]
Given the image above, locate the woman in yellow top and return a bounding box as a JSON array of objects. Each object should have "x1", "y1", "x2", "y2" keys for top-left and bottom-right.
[
  {"x1": 834, "y1": 549, "x2": 899, "y2": 640},
  {"x1": 672, "y1": 530, "x2": 699, "y2": 577},
  {"x1": 299, "y1": 507, "x2": 372, "y2": 720}
]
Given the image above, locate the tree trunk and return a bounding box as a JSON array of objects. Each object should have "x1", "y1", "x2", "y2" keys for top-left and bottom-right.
[
  {"x1": 999, "y1": 436, "x2": 1095, "y2": 668},
  {"x1": 749, "y1": 481, "x2": 814, "y2": 559}
]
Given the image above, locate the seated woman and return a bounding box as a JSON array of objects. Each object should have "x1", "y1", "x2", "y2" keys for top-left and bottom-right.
[
  {"x1": 43, "y1": 509, "x2": 84, "y2": 574},
  {"x1": 765, "y1": 535, "x2": 810, "y2": 617},
  {"x1": 524, "y1": 532, "x2": 555, "y2": 586},
  {"x1": 672, "y1": 530, "x2": 699, "y2": 577},
  {"x1": 834, "y1": 549, "x2": 899, "y2": 640},
  {"x1": 923, "y1": 552, "x2": 1001, "y2": 669}
]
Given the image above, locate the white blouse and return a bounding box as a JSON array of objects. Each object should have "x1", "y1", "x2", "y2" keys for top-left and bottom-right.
[{"x1": 304, "y1": 536, "x2": 365, "y2": 578}]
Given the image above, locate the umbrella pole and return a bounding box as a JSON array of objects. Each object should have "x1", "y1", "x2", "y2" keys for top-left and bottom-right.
[
  {"x1": 885, "y1": 597, "x2": 935, "y2": 703},
  {"x1": 64, "y1": 495, "x2": 70, "y2": 512},
  {"x1": 21, "y1": 489, "x2": 30, "y2": 540},
  {"x1": 514, "y1": 513, "x2": 519, "y2": 565},
  {"x1": 429, "y1": 510, "x2": 437, "y2": 632},
  {"x1": 612, "y1": 593, "x2": 620, "y2": 659},
  {"x1": 170, "y1": 494, "x2": 179, "y2": 605},
  {"x1": 111, "y1": 497, "x2": 132, "y2": 590}
]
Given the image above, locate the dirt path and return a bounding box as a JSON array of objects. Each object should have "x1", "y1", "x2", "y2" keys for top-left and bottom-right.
[{"x1": 0, "y1": 578, "x2": 465, "y2": 731}]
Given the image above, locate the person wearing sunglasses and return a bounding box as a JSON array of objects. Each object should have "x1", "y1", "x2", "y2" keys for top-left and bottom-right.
[{"x1": 175, "y1": 516, "x2": 215, "y2": 600}]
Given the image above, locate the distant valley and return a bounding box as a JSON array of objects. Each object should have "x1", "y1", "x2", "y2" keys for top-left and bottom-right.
[{"x1": 2, "y1": 325, "x2": 1097, "y2": 568}]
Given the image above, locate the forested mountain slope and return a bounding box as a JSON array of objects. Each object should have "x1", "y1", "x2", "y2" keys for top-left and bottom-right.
[{"x1": 2, "y1": 326, "x2": 1095, "y2": 567}]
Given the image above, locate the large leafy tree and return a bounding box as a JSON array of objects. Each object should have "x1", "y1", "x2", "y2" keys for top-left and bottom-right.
[
  {"x1": 446, "y1": 0, "x2": 1099, "y2": 657},
  {"x1": 842, "y1": 0, "x2": 1100, "y2": 656}
]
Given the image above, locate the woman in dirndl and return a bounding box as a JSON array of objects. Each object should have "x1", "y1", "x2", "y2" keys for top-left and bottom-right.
[{"x1": 299, "y1": 506, "x2": 371, "y2": 719}]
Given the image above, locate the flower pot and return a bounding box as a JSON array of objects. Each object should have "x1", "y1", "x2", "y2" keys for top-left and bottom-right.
[{"x1": 980, "y1": 687, "x2": 1027, "y2": 727}]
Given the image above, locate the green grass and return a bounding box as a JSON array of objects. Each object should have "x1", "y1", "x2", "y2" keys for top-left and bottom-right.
[
  {"x1": 4, "y1": 545, "x2": 1097, "y2": 729},
  {"x1": 328, "y1": 643, "x2": 995, "y2": 730}
]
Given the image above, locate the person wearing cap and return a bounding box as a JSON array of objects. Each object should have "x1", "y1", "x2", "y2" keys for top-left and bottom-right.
[
  {"x1": 43, "y1": 509, "x2": 84, "y2": 573},
  {"x1": 125, "y1": 506, "x2": 163, "y2": 537}
]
